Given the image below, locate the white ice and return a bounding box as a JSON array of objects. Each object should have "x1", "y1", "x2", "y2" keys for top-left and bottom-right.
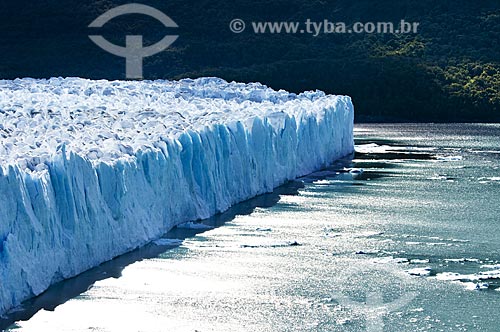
[
  {"x1": 406, "y1": 267, "x2": 432, "y2": 277},
  {"x1": 0, "y1": 77, "x2": 354, "y2": 315}
]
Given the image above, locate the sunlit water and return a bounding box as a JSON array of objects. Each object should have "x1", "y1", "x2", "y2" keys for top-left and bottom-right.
[{"x1": 3, "y1": 124, "x2": 500, "y2": 331}]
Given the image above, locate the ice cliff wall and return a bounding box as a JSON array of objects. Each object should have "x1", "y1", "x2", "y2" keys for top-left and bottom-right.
[{"x1": 0, "y1": 77, "x2": 354, "y2": 314}]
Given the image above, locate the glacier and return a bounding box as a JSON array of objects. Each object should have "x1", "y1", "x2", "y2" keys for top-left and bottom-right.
[{"x1": 0, "y1": 77, "x2": 354, "y2": 315}]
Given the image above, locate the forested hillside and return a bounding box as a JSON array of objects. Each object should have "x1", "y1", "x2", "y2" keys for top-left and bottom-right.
[{"x1": 0, "y1": 0, "x2": 498, "y2": 121}]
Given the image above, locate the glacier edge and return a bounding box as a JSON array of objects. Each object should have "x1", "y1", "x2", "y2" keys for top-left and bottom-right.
[{"x1": 0, "y1": 81, "x2": 353, "y2": 316}]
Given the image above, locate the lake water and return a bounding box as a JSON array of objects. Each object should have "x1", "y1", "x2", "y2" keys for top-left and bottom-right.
[{"x1": 3, "y1": 123, "x2": 500, "y2": 331}]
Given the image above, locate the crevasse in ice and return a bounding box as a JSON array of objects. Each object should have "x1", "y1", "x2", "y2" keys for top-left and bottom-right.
[{"x1": 0, "y1": 77, "x2": 354, "y2": 314}]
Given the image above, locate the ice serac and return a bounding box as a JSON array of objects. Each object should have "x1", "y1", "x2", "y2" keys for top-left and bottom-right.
[{"x1": 0, "y1": 77, "x2": 354, "y2": 314}]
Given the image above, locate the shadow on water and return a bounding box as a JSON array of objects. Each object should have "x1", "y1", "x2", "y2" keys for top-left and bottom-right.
[
  {"x1": 1, "y1": 140, "x2": 412, "y2": 330},
  {"x1": 354, "y1": 137, "x2": 399, "y2": 146}
]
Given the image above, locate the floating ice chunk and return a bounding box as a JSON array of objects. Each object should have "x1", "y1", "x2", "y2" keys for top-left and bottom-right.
[
  {"x1": 478, "y1": 269, "x2": 500, "y2": 280},
  {"x1": 355, "y1": 143, "x2": 391, "y2": 154},
  {"x1": 345, "y1": 167, "x2": 363, "y2": 174},
  {"x1": 314, "y1": 179, "x2": 333, "y2": 185},
  {"x1": 470, "y1": 150, "x2": 500, "y2": 154},
  {"x1": 435, "y1": 155, "x2": 463, "y2": 161},
  {"x1": 426, "y1": 242, "x2": 454, "y2": 247},
  {"x1": 354, "y1": 144, "x2": 434, "y2": 154},
  {"x1": 428, "y1": 175, "x2": 449, "y2": 180},
  {"x1": 176, "y1": 222, "x2": 214, "y2": 230},
  {"x1": 436, "y1": 270, "x2": 500, "y2": 282},
  {"x1": 355, "y1": 250, "x2": 380, "y2": 255},
  {"x1": 393, "y1": 258, "x2": 408, "y2": 264},
  {"x1": 153, "y1": 238, "x2": 183, "y2": 246},
  {"x1": 463, "y1": 283, "x2": 490, "y2": 291},
  {"x1": 240, "y1": 241, "x2": 301, "y2": 248},
  {"x1": 444, "y1": 258, "x2": 480, "y2": 263},
  {"x1": 478, "y1": 177, "x2": 500, "y2": 182},
  {"x1": 336, "y1": 318, "x2": 351, "y2": 325},
  {"x1": 435, "y1": 272, "x2": 475, "y2": 281},
  {"x1": 446, "y1": 238, "x2": 470, "y2": 243},
  {"x1": 481, "y1": 264, "x2": 500, "y2": 269},
  {"x1": 406, "y1": 267, "x2": 432, "y2": 277}
]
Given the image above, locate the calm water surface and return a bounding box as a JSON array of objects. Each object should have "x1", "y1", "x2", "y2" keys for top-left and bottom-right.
[{"x1": 4, "y1": 123, "x2": 500, "y2": 331}]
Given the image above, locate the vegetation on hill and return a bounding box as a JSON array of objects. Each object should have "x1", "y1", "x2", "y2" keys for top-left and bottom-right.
[{"x1": 0, "y1": 0, "x2": 498, "y2": 121}]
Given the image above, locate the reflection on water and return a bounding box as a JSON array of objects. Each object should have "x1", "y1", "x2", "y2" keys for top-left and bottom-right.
[{"x1": 3, "y1": 124, "x2": 500, "y2": 331}]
